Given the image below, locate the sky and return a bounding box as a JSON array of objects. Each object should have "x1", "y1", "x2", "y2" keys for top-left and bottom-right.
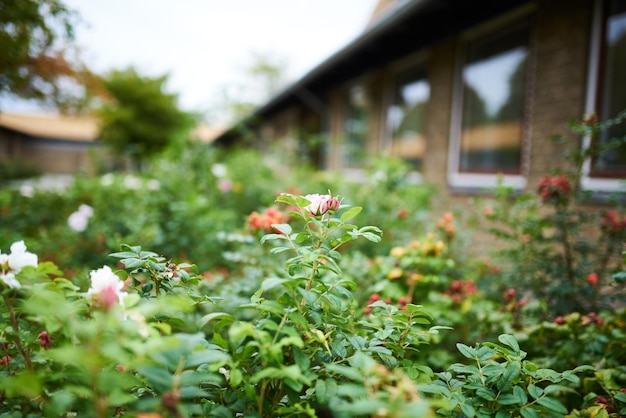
[{"x1": 54, "y1": 0, "x2": 379, "y2": 117}]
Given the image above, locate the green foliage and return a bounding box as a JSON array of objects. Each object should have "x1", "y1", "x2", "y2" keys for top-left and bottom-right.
[
  {"x1": 421, "y1": 334, "x2": 594, "y2": 417},
  {"x1": 1, "y1": 113, "x2": 625, "y2": 416},
  {"x1": 0, "y1": 0, "x2": 97, "y2": 111},
  {"x1": 476, "y1": 111, "x2": 626, "y2": 315},
  {"x1": 0, "y1": 159, "x2": 40, "y2": 184},
  {"x1": 98, "y1": 67, "x2": 194, "y2": 168}
]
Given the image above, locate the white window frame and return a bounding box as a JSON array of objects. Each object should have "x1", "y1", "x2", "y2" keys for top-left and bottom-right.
[
  {"x1": 447, "y1": 10, "x2": 533, "y2": 191},
  {"x1": 581, "y1": 0, "x2": 626, "y2": 192}
]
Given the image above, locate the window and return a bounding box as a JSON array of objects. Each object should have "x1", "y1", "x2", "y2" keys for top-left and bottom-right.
[
  {"x1": 449, "y1": 20, "x2": 530, "y2": 189},
  {"x1": 342, "y1": 84, "x2": 370, "y2": 168},
  {"x1": 584, "y1": 0, "x2": 626, "y2": 190},
  {"x1": 387, "y1": 66, "x2": 429, "y2": 171}
]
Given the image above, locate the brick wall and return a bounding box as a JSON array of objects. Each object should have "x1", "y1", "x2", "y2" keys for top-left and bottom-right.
[{"x1": 527, "y1": 0, "x2": 592, "y2": 190}]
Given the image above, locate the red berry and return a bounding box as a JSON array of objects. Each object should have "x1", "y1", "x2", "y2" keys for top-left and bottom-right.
[
  {"x1": 555, "y1": 316, "x2": 565, "y2": 325},
  {"x1": 398, "y1": 297, "x2": 408, "y2": 305},
  {"x1": 597, "y1": 395, "x2": 607, "y2": 404},
  {"x1": 504, "y1": 288, "x2": 516, "y2": 301},
  {"x1": 369, "y1": 293, "x2": 381, "y2": 302}
]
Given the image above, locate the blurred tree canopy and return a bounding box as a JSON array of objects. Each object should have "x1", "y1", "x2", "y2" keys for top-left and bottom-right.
[
  {"x1": 97, "y1": 67, "x2": 193, "y2": 169},
  {"x1": 0, "y1": 0, "x2": 101, "y2": 112},
  {"x1": 207, "y1": 51, "x2": 289, "y2": 124}
]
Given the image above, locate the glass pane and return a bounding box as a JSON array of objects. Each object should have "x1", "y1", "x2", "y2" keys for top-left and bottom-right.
[
  {"x1": 388, "y1": 68, "x2": 429, "y2": 170},
  {"x1": 459, "y1": 22, "x2": 529, "y2": 174},
  {"x1": 343, "y1": 85, "x2": 369, "y2": 168},
  {"x1": 594, "y1": 0, "x2": 626, "y2": 177}
]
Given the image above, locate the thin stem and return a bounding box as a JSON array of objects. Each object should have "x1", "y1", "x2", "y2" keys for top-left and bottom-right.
[
  {"x1": 272, "y1": 309, "x2": 291, "y2": 345},
  {"x1": 555, "y1": 208, "x2": 575, "y2": 282},
  {"x1": 3, "y1": 294, "x2": 32, "y2": 371}
]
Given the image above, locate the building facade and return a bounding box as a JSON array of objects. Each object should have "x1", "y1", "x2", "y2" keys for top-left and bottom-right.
[{"x1": 216, "y1": 0, "x2": 626, "y2": 198}]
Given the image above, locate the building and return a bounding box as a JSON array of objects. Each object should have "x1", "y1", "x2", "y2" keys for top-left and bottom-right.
[
  {"x1": 0, "y1": 112, "x2": 104, "y2": 175},
  {"x1": 215, "y1": 0, "x2": 626, "y2": 198}
]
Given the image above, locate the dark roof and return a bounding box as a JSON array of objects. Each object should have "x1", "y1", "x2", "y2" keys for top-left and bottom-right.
[{"x1": 216, "y1": 0, "x2": 530, "y2": 144}]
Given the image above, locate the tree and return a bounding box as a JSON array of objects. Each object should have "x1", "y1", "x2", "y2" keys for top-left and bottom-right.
[
  {"x1": 0, "y1": 0, "x2": 99, "y2": 112},
  {"x1": 97, "y1": 67, "x2": 193, "y2": 169},
  {"x1": 206, "y1": 52, "x2": 289, "y2": 125}
]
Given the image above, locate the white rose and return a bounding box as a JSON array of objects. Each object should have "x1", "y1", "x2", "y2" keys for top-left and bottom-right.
[
  {"x1": 88, "y1": 266, "x2": 128, "y2": 307},
  {"x1": 0, "y1": 272, "x2": 21, "y2": 289},
  {"x1": 7, "y1": 241, "x2": 38, "y2": 272},
  {"x1": 68, "y1": 211, "x2": 89, "y2": 232}
]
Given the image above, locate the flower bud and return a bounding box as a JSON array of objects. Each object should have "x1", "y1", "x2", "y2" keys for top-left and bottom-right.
[{"x1": 304, "y1": 194, "x2": 340, "y2": 216}]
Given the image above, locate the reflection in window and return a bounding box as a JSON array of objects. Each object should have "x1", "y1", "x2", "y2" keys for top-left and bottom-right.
[
  {"x1": 387, "y1": 68, "x2": 429, "y2": 170},
  {"x1": 459, "y1": 21, "x2": 529, "y2": 174},
  {"x1": 593, "y1": 0, "x2": 626, "y2": 177},
  {"x1": 343, "y1": 85, "x2": 370, "y2": 168}
]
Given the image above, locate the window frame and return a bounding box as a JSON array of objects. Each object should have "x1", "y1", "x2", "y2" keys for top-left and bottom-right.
[
  {"x1": 582, "y1": 0, "x2": 626, "y2": 192},
  {"x1": 447, "y1": 11, "x2": 534, "y2": 191}
]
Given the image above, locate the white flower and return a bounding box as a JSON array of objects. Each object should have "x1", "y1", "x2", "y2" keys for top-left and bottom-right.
[
  {"x1": 7, "y1": 241, "x2": 38, "y2": 273},
  {"x1": 78, "y1": 204, "x2": 94, "y2": 217},
  {"x1": 68, "y1": 204, "x2": 94, "y2": 232},
  {"x1": 123, "y1": 175, "x2": 142, "y2": 190},
  {"x1": 146, "y1": 179, "x2": 161, "y2": 190},
  {"x1": 101, "y1": 173, "x2": 115, "y2": 186},
  {"x1": 88, "y1": 266, "x2": 128, "y2": 309},
  {"x1": 68, "y1": 211, "x2": 89, "y2": 232},
  {"x1": 211, "y1": 163, "x2": 227, "y2": 178},
  {"x1": 19, "y1": 185, "x2": 34, "y2": 198},
  {"x1": 0, "y1": 272, "x2": 21, "y2": 289}
]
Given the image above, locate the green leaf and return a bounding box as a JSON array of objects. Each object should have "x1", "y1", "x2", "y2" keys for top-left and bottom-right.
[
  {"x1": 271, "y1": 223, "x2": 292, "y2": 235},
  {"x1": 121, "y1": 258, "x2": 145, "y2": 269},
  {"x1": 137, "y1": 366, "x2": 173, "y2": 392},
  {"x1": 260, "y1": 233, "x2": 288, "y2": 243},
  {"x1": 185, "y1": 350, "x2": 230, "y2": 368},
  {"x1": 476, "y1": 388, "x2": 496, "y2": 401},
  {"x1": 460, "y1": 402, "x2": 476, "y2": 417},
  {"x1": 261, "y1": 277, "x2": 288, "y2": 290},
  {"x1": 325, "y1": 364, "x2": 365, "y2": 382},
  {"x1": 109, "y1": 251, "x2": 137, "y2": 258},
  {"x1": 229, "y1": 368, "x2": 243, "y2": 388},
  {"x1": 497, "y1": 393, "x2": 520, "y2": 405},
  {"x1": 520, "y1": 406, "x2": 540, "y2": 418},
  {"x1": 269, "y1": 246, "x2": 291, "y2": 254},
  {"x1": 513, "y1": 385, "x2": 528, "y2": 404},
  {"x1": 527, "y1": 384, "x2": 543, "y2": 399},
  {"x1": 498, "y1": 334, "x2": 520, "y2": 353},
  {"x1": 614, "y1": 391, "x2": 626, "y2": 403},
  {"x1": 315, "y1": 379, "x2": 337, "y2": 405},
  {"x1": 497, "y1": 362, "x2": 521, "y2": 392},
  {"x1": 340, "y1": 206, "x2": 362, "y2": 222},
  {"x1": 179, "y1": 386, "x2": 210, "y2": 399},
  {"x1": 457, "y1": 343, "x2": 476, "y2": 359},
  {"x1": 536, "y1": 396, "x2": 567, "y2": 414}
]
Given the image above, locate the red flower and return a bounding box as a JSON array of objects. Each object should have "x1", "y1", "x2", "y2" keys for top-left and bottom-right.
[
  {"x1": 246, "y1": 207, "x2": 290, "y2": 233},
  {"x1": 39, "y1": 331, "x2": 52, "y2": 349},
  {"x1": 600, "y1": 211, "x2": 626, "y2": 236},
  {"x1": 537, "y1": 175, "x2": 571, "y2": 204},
  {"x1": 503, "y1": 288, "x2": 516, "y2": 302},
  {"x1": 587, "y1": 273, "x2": 599, "y2": 286}
]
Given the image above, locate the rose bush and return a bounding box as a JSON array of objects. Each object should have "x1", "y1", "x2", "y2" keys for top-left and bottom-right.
[{"x1": 0, "y1": 112, "x2": 624, "y2": 416}]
